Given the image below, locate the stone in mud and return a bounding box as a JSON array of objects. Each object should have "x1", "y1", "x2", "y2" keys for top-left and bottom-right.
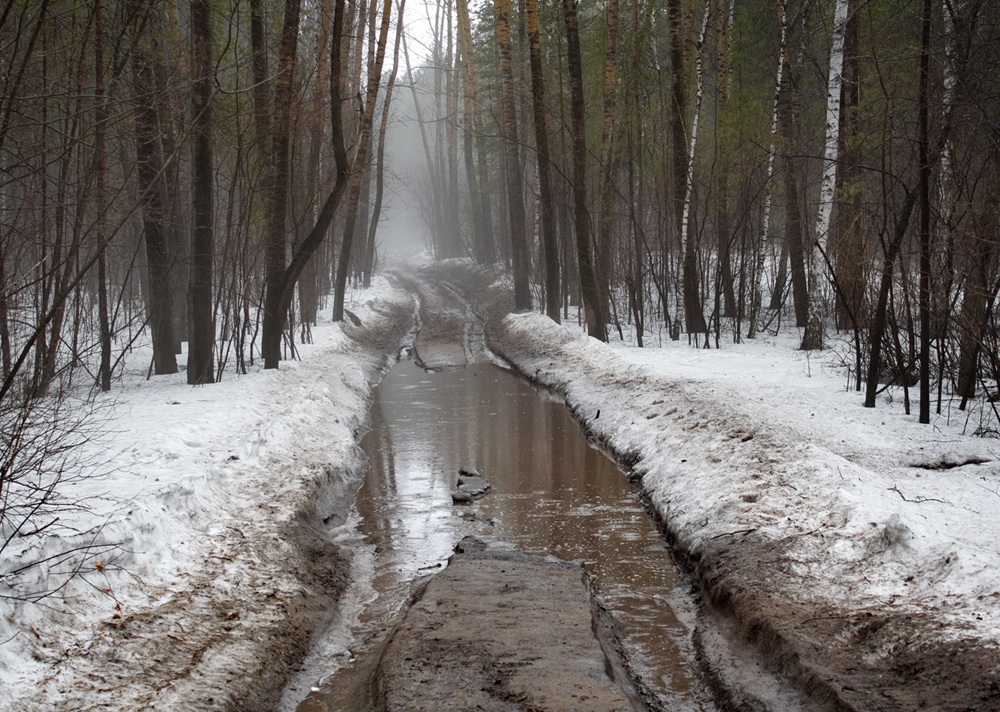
[
  {"x1": 452, "y1": 468, "x2": 492, "y2": 504},
  {"x1": 457, "y1": 477, "x2": 490, "y2": 494}
]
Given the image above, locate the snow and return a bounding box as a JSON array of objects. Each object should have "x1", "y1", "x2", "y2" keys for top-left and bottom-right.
[
  {"x1": 0, "y1": 278, "x2": 412, "y2": 711},
  {"x1": 5, "y1": 265, "x2": 1000, "y2": 708},
  {"x1": 488, "y1": 312, "x2": 1000, "y2": 650}
]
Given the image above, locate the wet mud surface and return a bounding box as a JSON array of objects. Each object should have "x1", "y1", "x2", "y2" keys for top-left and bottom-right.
[
  {"x1": 296, "y1": 357, "x2": 709, "y2": 710},
  {"x1": 375, "y1": 537, "x2": 641, "y2": 712},
  {"x1": 280, "y1": 262, "x2": 1000, "y2": 712}
]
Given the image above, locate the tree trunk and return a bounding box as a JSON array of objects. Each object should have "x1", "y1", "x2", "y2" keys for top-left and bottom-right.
[
  {"x1": 333, "y1": 0, "x2": 394, "y2": 321},
  {"x1": 526, "y1": 0, "x2": 559, "y2": 323},
  {"x1": 444, "y1": 0, "x2": 462, "y2": 258},
  {"x1": 262, "y1": 0, "x2": 302, "y2": 369},
  {"x1": 95, "y1": 0, "x2": 111, "y2": 391},
  {"x1": 363, "y1": 0, "x2": 405, "y2": 287},
  {"x1": 249, "y1": 0, "x2": 272, "y2": 154},
  {"x1": 457, "y1": 0, "x2": 495, "y2": 264},
  {"x1": 401, "y1": 29, "x2": 442, "y2": 256},
  {"x1": 457, "y1": 0, "x2": 493, "y2": 265},
  {"x1": 562, "y1": 0, "x2": 606, "y2": 340},
  {"x1": 748, "y1": 0, "x2": 788, "y2": 339},
  {"x1": 134, "y1": 32, "x2": 177, "y2": 376},
  {"x1": 300, "y1": 0, "x2": 333, "y2": 330},
  {"x1": 801, "y1": 0, "x2": 849, "y2": 351},
  {"x1": 675, "y1": 3, "x2": 709, "y2": 338},
  {"x1": 596, "y1": 0, "x2": 619, "y2": 318},
  {"x1": 265, "y1": 0, "x2": 353, "y2": 344},
  {"x1": 715, "y1": 0, "x2": 736, "y2": 318},
  {"x1": 833, "y1": 0, "x2": 864, "y2": 332},
  {"x1": 188, "y1": 0, "x2": 214, "y2": 383},
  {"x1": 917, "y1": 0, "x2": 931, "y2": 422},
  {"x1": 495, "y1": 0, "x2": 531, "y2": 311}
]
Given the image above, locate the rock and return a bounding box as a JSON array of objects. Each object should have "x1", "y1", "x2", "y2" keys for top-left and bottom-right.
[
  {"x1": 451, "y1": 467, "x2": 492, "y2": 504},
  {"x1": 457, "y1": 477, "x2": 490, "y2": 494}
]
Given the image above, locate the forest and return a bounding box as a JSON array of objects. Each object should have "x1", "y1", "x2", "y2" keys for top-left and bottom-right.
[
  {"x1": 5, "y1": 2, "x2": 1000, "y2": 707},
  {"x1": 2, "y1": 0, "x2": 1000, "y2": 534}
]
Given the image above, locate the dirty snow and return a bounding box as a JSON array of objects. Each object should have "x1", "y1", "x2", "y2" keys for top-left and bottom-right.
[
  {"x1": 491, "y1": 311, "x2": 1000, "y2": 649},
  {"x1": 0, "y1": 278, "x2": 412, "y2": 711},
  {"x1": 4, "y1": 265, "x2": 1000, "y2": 709}
]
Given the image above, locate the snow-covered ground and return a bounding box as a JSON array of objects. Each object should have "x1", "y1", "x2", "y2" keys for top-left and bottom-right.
[
  {"x1": 485, "y1": 305, "x2": 1000, "y2": 708},
  {"x1": 506, "y1": 314, "x2": 1000, "y2": 624},
  {"x1": 0, "y1": 278, "x2": 413, "y2": 711},
  {"x1": 5, "y1": 258, "x2": 999, "y2": 709}
]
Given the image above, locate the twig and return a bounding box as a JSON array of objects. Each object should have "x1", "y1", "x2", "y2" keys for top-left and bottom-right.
[
  {"x1": 888, "y1": 484, "x2": 947, "y2": 504},
  {"x1": 711, "y1": 527, "x2": 758, "y2": 540}
]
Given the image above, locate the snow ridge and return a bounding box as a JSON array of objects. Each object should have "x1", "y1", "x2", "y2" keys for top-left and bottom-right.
[
  {"x1": 0, "y1": 279, "x2": 414, "y2": 712},
  {"x1": 487, "y1": 309, "x2": 1000, "y2": 711}
]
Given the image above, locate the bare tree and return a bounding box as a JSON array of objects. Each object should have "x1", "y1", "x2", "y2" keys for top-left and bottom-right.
[
  {"x1": 188, "y1": 0, "x2": 215, "y2": 384},
  {"x1": 562, "y1": 0, "x2": 605, "y2": 340},
  {"x1": 495, "y1": 0, "x2": 531, "y2": 311}
]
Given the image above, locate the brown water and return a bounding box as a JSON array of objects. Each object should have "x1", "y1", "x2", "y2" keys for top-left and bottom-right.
[{"x1": 298, "y1": 359, "x2": 702, "y2": 710}]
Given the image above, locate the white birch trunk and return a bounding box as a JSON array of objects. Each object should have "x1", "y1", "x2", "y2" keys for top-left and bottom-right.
[
  {"x1": 673, "y1": 6, "x2": 712, "y2": 339},
  {"x1": 938, "y1": 0, "x2": 957, "y2": 225},
  {"x1": 802, "y1": 0, "x2": 849, "y2": 350},
  {"x1": 747, "y1": 0, "x2": 787, "y2": 339}
]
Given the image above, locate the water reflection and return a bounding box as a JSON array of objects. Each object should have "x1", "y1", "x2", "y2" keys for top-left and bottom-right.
[{"x1": 301, "y1": 360, "x2": 699, "y2": 709}]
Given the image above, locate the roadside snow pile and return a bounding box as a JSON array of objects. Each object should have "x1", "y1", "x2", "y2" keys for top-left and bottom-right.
[
  {"x1": 0, "y1": 278, "x2": 413, "y2": 712},
  {"x1": 487, "y1": 310, "x2": 1000, "y2": 709}
]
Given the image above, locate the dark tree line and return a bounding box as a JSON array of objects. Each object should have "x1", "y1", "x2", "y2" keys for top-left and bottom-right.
[
  {"x1": 0, "y1": 0, "x2": 409, "y2": 567},
  {"x1": 0, "y1": 0, "x2": 409, "y2": 394},
  {"x1": 410, "y1": 0, "x2": 1000, "y2": 432}
]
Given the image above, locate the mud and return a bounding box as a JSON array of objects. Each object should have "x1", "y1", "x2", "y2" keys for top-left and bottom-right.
[
  {"x1": 16, "y1": 291, "x2": 416, "y2": 712},
  {"x1": 370, "y1": 536, "x2": 646, "y2": 712},
  {"x1": 415, "y1": 259, "x2": 1000, "y2": 712}
]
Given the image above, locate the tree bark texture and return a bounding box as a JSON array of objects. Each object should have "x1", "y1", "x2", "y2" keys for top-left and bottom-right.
[
  {"x1": 333, "y1": 0, "x2": 393, "y2": 321},
  {"x1": 188, "y1": 0, "x2": 215, "y2": 383},
  {"x1": 526, "y1": 0, "x2": 559, "y2": 323},
  {"x1": 134, "y1": 33, "x2": 177, "y2": 376},
  {"x1": 262, "y1": 0, "x2": 302, "y2": 369},
  {"x1": 562, "y1": 0, "x2": 606, "y2": 340},
  {"x1": 801, "y1": 0, "x2": 850, "y2": 351},
  {"x1": 495, "y1": 0, "x2": 531, "y2": 311}
]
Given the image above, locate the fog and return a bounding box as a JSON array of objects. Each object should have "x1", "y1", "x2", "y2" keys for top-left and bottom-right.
[{"x1": 367, "y1": 2, "x2": 446, "y2": 264}]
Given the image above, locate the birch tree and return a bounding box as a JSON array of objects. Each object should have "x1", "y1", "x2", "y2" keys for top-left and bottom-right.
[
  {"x1": 747, "y1": 0, "x2": 788, "y2": 339},
  {"x1": 801, "y1": 0, "x2": 850, "y2": 351},
  {"x1": 672, "y1": 2, "x2": 710, "y2": 340},
  {"x1": 526, "y1": 0, "x2": 559, "y2": 322}
]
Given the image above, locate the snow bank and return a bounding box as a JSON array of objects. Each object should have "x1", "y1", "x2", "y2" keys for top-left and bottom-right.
[
  {"x1": 486, "y1": 310, "x2": 1000, "y2": 711},
  {"x1": 0, "y1": 278, "x2": 414, "y2": 712}
]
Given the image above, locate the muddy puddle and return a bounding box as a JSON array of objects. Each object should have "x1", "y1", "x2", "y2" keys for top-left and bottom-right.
[{"x1": 295, "y1": 359, "x2": 704, "y2": 710}]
